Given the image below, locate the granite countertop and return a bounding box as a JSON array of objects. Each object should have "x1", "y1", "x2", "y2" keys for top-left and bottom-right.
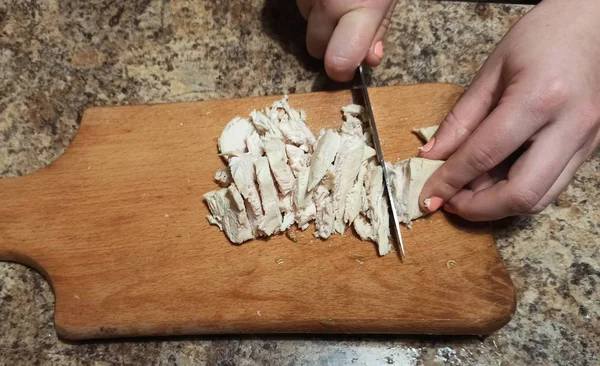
[{"x1": 1, "y1": 0, "x2": 598, "y2": 364}]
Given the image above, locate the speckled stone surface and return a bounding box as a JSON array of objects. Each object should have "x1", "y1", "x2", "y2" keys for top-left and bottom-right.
[{"x1": 0, "y1": 0, "x2": 598, "y2": 365}]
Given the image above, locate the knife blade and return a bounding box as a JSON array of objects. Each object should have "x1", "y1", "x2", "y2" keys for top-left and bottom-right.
[{"x1": 354, "y1": 65, "x2": 406, "y2": 261}]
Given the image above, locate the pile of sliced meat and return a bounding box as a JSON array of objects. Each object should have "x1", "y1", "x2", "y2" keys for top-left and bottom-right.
[{"x1": 204, "y1": 96, "x2": 443, "y2": 256}]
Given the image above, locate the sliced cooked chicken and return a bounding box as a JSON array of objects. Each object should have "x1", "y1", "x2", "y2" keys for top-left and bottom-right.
[
  {"x1": 342, "y1": 104, "x2": 364, "y2": 116},
  {"x1": 286, "y1": 144, "x2": 310, "y2": 176},
  {"x1": 367, "y1": 165, "x2": 392, "y2": 256},
  {"x1": 246, "y1": 130, "x2": 264, "y2": 159},
  {"x1": 314, "y1": 197, "x2": 334, "y2": 239},
  {"x1": 353, "y1": 215, "x2": 374, "y2": 241},
  {"x1": 294, "y1": 167, "x2": 310, "y2": 208},
  {"x1": 218, "y1": 117, "x2": 256, "y2": 160},
  {"x1": 206, "y1": 97, "x2": 447, "y2": 256},
  {"x1": 250, "y1": 109, "x2": 283, "y2": 140},
  {"x1": 281, "y1": 211, "x2": 296, "y2": 232},
  {"x1": 341, "y1": 114, "x2": 364, "y2": 136},
  {"x1": 214, "y1": 168, "x2": 232, "y2": 188},
  {"x1": 297, "y1": 201, "x2": 317, "y2": 231},
  {"x1": 344, "y1": 160, "x2": 370, "y2": 225},
  {"x1": 229, "y1": 153, "x2": 264, "y2": 233},
  {"x1": 413, "y1": 125, "x2": 439, "y2": 143},
  {"x1": 264, "y1": 138, "x2": 296, "y2": 194},
  {"x1": 279, "y1": 112, "x2": 316, "y2": 148},
  {"x1": 204, "y1": 185, "x2": 254, "y2": 244},
  {"x1": 391, "y1": 157, "x2": 444, "y2": 224},
  {"x1": 308, "y1": 130, "x2": 341, "y2": 191},
  {"x1": 332, "y1": 134, "x2": 365, "y2": 234},
  {"x1": 255, "y1": 156, "x2": 283, "y2": 236}
]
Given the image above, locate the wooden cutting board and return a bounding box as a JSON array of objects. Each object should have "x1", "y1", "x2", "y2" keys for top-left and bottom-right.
[{"x1": 0, "y1": 84, "x2": 516, "y2": 340}]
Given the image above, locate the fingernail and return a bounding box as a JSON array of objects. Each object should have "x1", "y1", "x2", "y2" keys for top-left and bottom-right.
[
  {"x1": 374, "y1": 41, "x2": 383, "y2": 59},
  {"x1": 423, "y1": 196, "x2": 444, "y2": 212},
  {"x1": 443, "y1": 204, "x2": 457, "y2": 214},
  {"x1": 419, "y1": 137, "x2": 436, "y2": 153}
]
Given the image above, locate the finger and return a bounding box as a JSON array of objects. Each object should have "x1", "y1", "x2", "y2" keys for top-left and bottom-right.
[
  {"x1": 364, "y1": 0, "x2": 399, "y2": 67},
  {"x1": 534, "y1": 129, "x2": 600, "y2": 210},
  {"x1": 306, "y1": 5, "x2": 337, "y2": 60},
  {"x1": 419, "y1": 91, "x2": 552, "y2": 212},
  {"x1": 467, "y1": 146, "x2": 525, "y2": 192},
  {"x1": 418, "y1": 55, "x2": 504, "y2": 161},
  {"x1": 325, "y1": 5, "x2": 390, "y2": 81},
  {"x1": 443, "y1": 123, "x2": 583, "y2": 221},
  {"x1": 297, "y1": 0, "x2": 315, "y2": 20},
  {"x1": 468, "y1": 172, "x2": 498, "y2": 193}
]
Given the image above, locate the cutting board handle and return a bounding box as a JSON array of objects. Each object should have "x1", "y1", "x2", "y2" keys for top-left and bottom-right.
[{"x1": 0, "y1": 174, "x2": 48, "y2": 272}]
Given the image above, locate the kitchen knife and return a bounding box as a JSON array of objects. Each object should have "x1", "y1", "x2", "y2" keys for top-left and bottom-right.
[{"x1": 355, "y1": 65, "x2": 406, "y2": 261}]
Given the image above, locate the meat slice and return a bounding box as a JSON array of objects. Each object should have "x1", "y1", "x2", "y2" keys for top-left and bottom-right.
[
  {"x1": 229, "y1": 154, "x2": 263, "y2": 233},
  {"x1": 413, "y1": 125, "x2": 439, "y2": 143},
  {"x1": 391, "y1": 158, "x2": 444, "y2": 224},
  {"x1": 307, "y1": 130, "x2": 341, "y2": 191},
  {"x1": 272, "y1": 97, "x2": 316, "y2": 148},
  {"x1": 332, "y1": 134, "x2": 365, "y2": 234},
  {"x1": 341, "y1": 105, "x2": 365, "y2": 137},
  {"x1": 353, "y1": 215, "x2": 374, "y2": 241},
  {"x1": 295, "y1": 167, "x2": 316, "y2": 230},
  {"x1": 342, "y1": 104, "x2": 364, "y2": 116},
  {"x1": 218, "y1": 117, "x2": 256, "y2": 159},
  {"x1": 344, "y1": 160, "x2": 369, "y2": 225},
  {"x1": 264, "y1": 139, "x2": 295, "y2": 194},
  {"x1": 246, "y1": 130, "x2": 264, "y2": 159},
  {"x1": 214, "y1": 169, "x2": 232, "y2": 187},
  {"x1": 250, "y1": 110, "x2": 283, "y2": 140},
  {"x1": 204, "y1": 185, "x2": 254, "y2": 244},
  {"x1": 255, "y1": 157, "x2": 283, "y2": 236},
  {"x1": 285, "y1": 144, "x2": 310, "y2": 177},
  {"x1": 313, "y1": 185, "x2": 334, "y2": 239},
  {"x1": 367, "y1": 165, "x2": 392, "y2": 256}
]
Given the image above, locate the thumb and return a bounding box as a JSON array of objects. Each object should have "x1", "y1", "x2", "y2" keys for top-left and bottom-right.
[{"x1": 364, "y1": 0, "x2": 399, "y2": 67}]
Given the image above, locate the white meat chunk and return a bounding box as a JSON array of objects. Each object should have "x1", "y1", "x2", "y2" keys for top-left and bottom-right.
[
  {"x1": 214, "y1": 168, "x2": 232, "y2": 188},
  {"x1": 204, "y1": 185, "x2": 254, "y2": 244},
  {"x1": 391, "y1": 157, "x2": 444, "y2": 224},
  {"x1": 294, "y1": 167, "x2": 310, "y2": 208},
  {"x1": 344, "y1": 160, "x2": 369, "y2": 225},
  {"x1": 341, "y1": 114, "x2": 364, "y2": 136},
  {"x1": 297, "y1": 201, "x2": 316, "y2": 231},
  {"x1": 279, "y1": 114, "x2": 315, "y2": 148},
  {"x1": 264, "y1": 138, "x2": 295, "y2": 194},
  {"x1": 332, "y1": 134, "x2": 365, "y2": 234},
  {"x1": 255, "y1": 157, "x2": 283, "y2": 236},
  {"x1": 342, "y1": 104, "x2": 364, "y2": 116},
  {"x1": 286, "y1": 144, "x2": 310, "y2": 176},
  {"x1": 250, "y1": 110, "x2": 283, "y2": 140},
  {"x1": 362, "y1": 145, "x2": 376, "y2": 162},
  {"x1": 294, "y1": 167, "x2": 316, "y2": 230},
  {"x1": 218, "y1": 117, "x2": 256, "y2": 160},
  {"x1": 313, "y1": 185, "x2": 334, "y2": 239},
  {"x1": 281, "y1": 211, "x2": 296, "y2": 232},
  {"x1": 278, "y1": 192, "x2": 294, "y2": 213},
  {"x1": 353, "y1": 215, "x2": 374, "y2": 241},
  {"x1": 308, "y1": 130, "x2": 341, "y2": 191},
  {"x1": 367, "y1": 165, "x2": 392, "y2": 256},
  {"x1": 229, "y1": 154, "x2": 263, "y2": 233},
  {"x1": 246, "y1": 130, "x2": 264, "y2": 159},
  {"x1": 320, "y1": 164, "x2": 336, "y2": 191},
  {"x1": 272, "y1": 97, "x2": 315, "y2": 146},
  {"x1": 413, "y1": 125, "x2": 439, "y2": 143}
]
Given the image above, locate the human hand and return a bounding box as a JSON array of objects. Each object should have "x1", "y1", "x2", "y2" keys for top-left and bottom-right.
[
  {"x1": 419, "y1": 0, "x2": 600, "y2": 221},
  {"x1": 297, "y1": 0, "x2": 398, "y2": 81}
]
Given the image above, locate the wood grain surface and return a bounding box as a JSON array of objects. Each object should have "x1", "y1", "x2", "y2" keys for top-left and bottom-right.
[{"x1": 0, "y1": 84, "x2": 516, "y2": 340}]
